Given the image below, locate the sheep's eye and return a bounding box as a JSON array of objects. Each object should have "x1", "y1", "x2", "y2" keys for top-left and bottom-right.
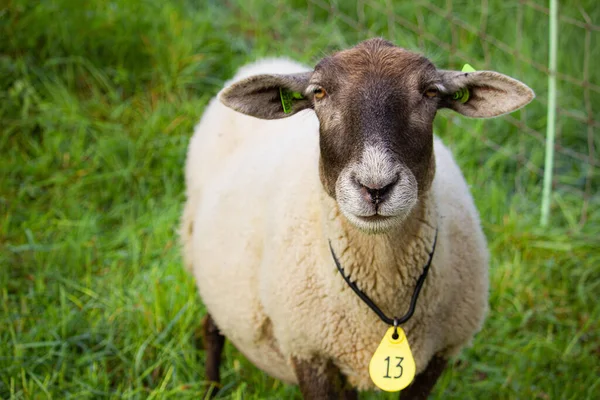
[
  {"x1": 424, "y1": 88, "x2": 439, "y2": 98},
  {"x1": 313, "y1": 87, "x2": 327, "y2": 100}
]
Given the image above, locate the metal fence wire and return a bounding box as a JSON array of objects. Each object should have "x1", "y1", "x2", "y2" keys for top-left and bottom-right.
[{"x1": 280, "y1": 0, "x2": 598, "y2": 228}]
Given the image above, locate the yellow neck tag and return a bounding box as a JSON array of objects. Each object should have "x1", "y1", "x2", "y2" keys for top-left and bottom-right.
[{"x1": 368, "y1": 326, "x2": 416, "y2": 392}]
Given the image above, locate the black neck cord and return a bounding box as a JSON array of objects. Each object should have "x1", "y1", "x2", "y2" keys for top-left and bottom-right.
[{"x1": 329, "y1": 229, "x2": 438, "y2": 328}]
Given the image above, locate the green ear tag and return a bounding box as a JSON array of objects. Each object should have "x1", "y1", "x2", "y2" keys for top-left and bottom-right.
[
  {"x1": 461, "y1": 63, "x2": 476, "y2": 73},
  {"x1": 280, "y1": 88, "x2": 304, "y2": 114},
  {"x1": 452, "y1": 88, "x2": 470, "y2": 103},
  {"x1": 452, "y1": 64, "x2": 476, "y2": 103}
]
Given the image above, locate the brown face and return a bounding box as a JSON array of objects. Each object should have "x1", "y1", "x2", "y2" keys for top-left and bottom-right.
[
  {"x1": 308, "y1": 39, "x2": 439, "y2": 231},
  {"x1": 219, "y1": 38, "x2": 535, "y2": 234}
]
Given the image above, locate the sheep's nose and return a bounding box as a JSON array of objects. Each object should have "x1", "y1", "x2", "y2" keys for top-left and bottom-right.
[{"x1": 358, "y1": 177, "x2": 398, "y2": 205}]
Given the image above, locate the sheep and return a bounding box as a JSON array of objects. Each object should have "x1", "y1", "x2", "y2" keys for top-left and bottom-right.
[{"x1": 180, "y1": 38, "x2": 534, "y2": 399}]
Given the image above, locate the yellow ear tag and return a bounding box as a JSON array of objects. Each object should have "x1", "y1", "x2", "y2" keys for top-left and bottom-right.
[{"x1": 369, "y1": 326, "x2": 416, "y2": 392}]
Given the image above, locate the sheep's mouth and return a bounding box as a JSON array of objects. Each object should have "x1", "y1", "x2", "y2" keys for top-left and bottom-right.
[
  {"x1": 345, "y1": 213, "x2": 405, "y2": 234},
  {"x1": 355, "y1": 214, "x2": 391, "y2": 223}
]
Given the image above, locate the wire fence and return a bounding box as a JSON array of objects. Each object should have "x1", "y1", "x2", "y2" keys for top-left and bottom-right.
[{"x1": 296, "y1": 0, "x2": 598, "y2": 228}]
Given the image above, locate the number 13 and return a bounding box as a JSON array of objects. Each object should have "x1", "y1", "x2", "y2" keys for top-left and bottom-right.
[{"x1": 383, "y1": 356, "x2": 404, "y2": 379}]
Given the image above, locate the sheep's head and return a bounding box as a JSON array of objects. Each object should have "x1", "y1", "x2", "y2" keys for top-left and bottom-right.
[{"x1": 220, "y1": 38, "x2": 534, "y2": 233}]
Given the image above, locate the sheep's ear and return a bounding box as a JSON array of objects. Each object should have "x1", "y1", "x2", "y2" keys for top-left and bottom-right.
[
  {"x1": 219, "y1": 72, "x2": 312, "y2": 119},
  {"x1": 438, "y1": 70, "x2": 535, "y2": 118}
]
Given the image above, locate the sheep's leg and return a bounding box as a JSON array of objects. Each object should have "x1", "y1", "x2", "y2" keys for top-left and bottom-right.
[
  {"x1": 292, "y1": 356, "x2": 358, "y2": 400},
  {"x1": 202, "y1": 313, "x2": 225, "y2": 398},
  {"x1": 399, "y1": 355, "x2": 447, "y2": 400}
]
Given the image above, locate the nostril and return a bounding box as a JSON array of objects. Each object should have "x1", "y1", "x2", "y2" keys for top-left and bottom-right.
[
  {"x1": 358, "y1": 176, "x2": 399, "y2": 205},
  {"x1": 377, "y1": 179, "x2": 397, "y2": 197}
]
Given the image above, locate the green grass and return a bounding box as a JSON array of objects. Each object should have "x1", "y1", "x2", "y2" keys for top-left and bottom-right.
[{"x1": 1, "y1": 0, "x2": 599, "y2": 398}]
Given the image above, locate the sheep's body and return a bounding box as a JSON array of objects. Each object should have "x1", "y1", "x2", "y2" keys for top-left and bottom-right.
[{"x1": 181, "y1": 59, "x2": 489, "y2": 390}]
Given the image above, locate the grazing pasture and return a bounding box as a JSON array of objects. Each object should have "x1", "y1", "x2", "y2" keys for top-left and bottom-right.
[{"x1": 1, "y1": 1, "x2": 598, "y2": 398}]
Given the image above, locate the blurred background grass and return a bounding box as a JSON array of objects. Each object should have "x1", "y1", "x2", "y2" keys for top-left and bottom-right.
[{"x1": 1, "y1": 0, "x2": 599, "y2": 398}]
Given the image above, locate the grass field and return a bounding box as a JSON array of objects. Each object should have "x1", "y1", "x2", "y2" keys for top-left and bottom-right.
[{"x1": 1, "y1": 0, "x2": 599, "y2": 398}]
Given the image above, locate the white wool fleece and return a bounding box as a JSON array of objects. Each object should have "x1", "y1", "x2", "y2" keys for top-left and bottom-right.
[{"x1": 180, "y1": 59, "x2": 489, "y2": 390}]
